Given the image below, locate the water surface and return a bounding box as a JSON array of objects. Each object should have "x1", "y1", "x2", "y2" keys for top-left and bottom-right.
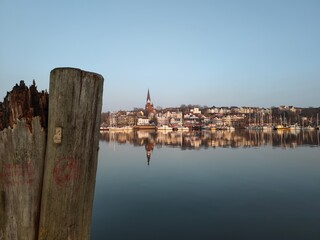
[{"x1": 92, "y1": 130, "x2": 320, "y2": 240}]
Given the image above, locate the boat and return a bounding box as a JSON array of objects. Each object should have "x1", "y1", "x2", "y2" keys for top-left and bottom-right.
[
  {"x1": 289, "y1": 124, "x2": 301, "y2": 131},
  {"x1": 302, "y1": 125, "x2": 315, "y2": 131},
  {"x1": 246, "y1": 125, "x2": 263, "y2": 130},
  {"x1": 100, "y1": 126, "x2": 109, "y2": 132},
  {"x1": 157, "y1": 125, "x2": 173, "y2": 131},
  {"x1": 121, "y1": 126, "x2": 133, "y2": 131},
  {"x1": 274, "y1": 113, "x2": 290, "y2": 130},
  {"x1": 107, "y1": 127, "x2": 124, "y2": 132},
  {"x1": 175, "y1": 126, "x2": 189, "y2": 132},
  {"x1": 274, "y1": 125, "x2": 290, "y2": 130},
  {"x1": 262, "y1": 125, "x2": 273, "y2": 131},
  {"x1": 134, "y1": 125, "x2": 156, "y2": 130}
]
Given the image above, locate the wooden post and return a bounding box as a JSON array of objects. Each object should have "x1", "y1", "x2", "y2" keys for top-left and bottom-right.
[
  {"x1": 0, "y1": 82, "x2": 48, "y2": 240},
  {"x1": 38, "y1": 68, "x2": 103, "y2": 240}
]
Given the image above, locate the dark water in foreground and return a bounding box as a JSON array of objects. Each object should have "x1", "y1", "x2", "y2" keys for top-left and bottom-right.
[{"x1": 91, "y1": 130, "x2": 320, "y2": 240}]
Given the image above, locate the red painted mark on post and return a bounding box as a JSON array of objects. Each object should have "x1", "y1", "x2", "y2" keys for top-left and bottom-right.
[
  {"x1": 0, "y1": 161, "x2": 36, "y2": 186},
  {"x1": 52, "y1": 157, "x2": 81, "y2": 187}
]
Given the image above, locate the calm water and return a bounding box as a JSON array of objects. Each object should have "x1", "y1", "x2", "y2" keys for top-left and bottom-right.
[{"x1": 91, "y1": 130, "x2": 320, "y2": 240}]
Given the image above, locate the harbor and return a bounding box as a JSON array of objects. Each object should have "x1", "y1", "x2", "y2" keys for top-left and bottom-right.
[{"x1": 93, "y1": 130, "x2": 320, "y2": 239}]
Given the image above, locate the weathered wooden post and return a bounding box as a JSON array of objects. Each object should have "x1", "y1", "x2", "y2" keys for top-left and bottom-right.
[
  {"x1": 0, "y1": 81, "x2": 48, "y2": 240},
  {"x1": 38, "y1": 68, "x2": 103, "y2": 239}
]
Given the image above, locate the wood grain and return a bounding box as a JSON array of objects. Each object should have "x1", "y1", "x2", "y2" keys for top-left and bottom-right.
[{"x1": 38, "y1": 68, "x2": 103, "y2": 240}]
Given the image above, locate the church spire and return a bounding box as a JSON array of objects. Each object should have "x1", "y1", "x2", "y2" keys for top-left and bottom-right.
[
  {"x1": 145, "y1": 89, "x2": 154, "y2": 113},
  {"x1": 146, "y1": 89, "x2": 151, "y2": 103}
]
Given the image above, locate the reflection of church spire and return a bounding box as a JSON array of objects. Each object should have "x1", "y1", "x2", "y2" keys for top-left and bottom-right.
[{"x1": 145, "y1": 141, "x2": 154, "y2": 166}]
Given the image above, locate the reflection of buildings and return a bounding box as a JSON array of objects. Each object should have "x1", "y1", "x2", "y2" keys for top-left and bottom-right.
[{"x1": 100, "y1": 130, "x2": 320, "y2": 150}]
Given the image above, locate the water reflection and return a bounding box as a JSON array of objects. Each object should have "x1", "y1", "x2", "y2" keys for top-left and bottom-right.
[
  {"x1": 100, "y1": 129, "x2": 320, "y2": 150},
  {"x1": 145, "y1": 138, "x2": 154, "y2": 165},
  {"x1": 94, "y1": 130, "x2": 320, "y2": 239}
]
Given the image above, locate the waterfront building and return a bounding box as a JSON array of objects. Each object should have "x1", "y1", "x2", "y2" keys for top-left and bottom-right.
[
  {"x1": 156, "y1": 113, "x2": 168, "y2": 126},
  {"x1": 137, "y1": 117, "x2": 150, "y2": 126}
]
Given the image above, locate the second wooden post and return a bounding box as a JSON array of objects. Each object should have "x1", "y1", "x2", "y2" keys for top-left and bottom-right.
[{"x1": 38, "y1": 68, "x2": 103, "y2": 240}]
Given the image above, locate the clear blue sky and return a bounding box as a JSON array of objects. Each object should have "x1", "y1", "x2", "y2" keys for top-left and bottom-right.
[{"x1": 1, "y1": 0, "x2": 319, "y2": 111}]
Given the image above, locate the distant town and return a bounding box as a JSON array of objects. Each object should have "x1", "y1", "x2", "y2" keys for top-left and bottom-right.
[{"x1": 101, "y1": 89, "x2": 320, "y2": 132}]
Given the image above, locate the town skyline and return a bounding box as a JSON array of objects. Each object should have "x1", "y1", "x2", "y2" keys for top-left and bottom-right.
[{"x1": 100, "y1": 88, "x2": 320, "y2": 131}]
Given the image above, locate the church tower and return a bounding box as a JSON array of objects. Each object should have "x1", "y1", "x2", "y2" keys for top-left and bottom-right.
[{"x1": 145, "y1": 89, "x2": 154, "y2": 114}]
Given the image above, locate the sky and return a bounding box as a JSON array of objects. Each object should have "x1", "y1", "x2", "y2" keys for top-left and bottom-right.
[{"x1": 1, "y1": 0, "x2": 319, "y2": 111}]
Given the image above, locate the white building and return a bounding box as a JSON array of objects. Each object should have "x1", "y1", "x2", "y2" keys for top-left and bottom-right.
[
  {"x1": 137, "y1": 117, "x2": 150, "y2": 125},
  {"x1": 191, "y1": 107, "x2": 201, "y2": 114}
]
